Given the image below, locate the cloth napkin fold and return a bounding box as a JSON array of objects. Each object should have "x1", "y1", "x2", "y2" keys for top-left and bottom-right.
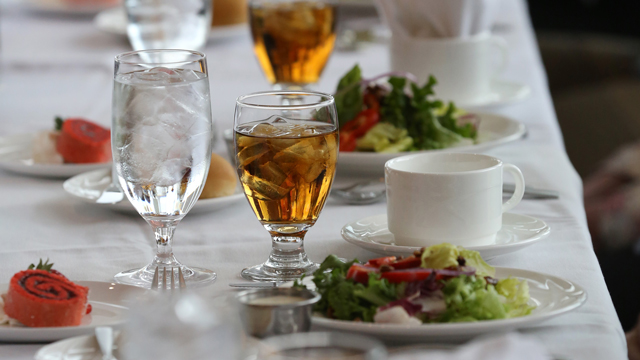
[
  {"x1": 390, "y1": 333, "x2": 553, "y2": 360},
  {"x1": 375, "y1": 0, "x2": 500, "y2": 38}
]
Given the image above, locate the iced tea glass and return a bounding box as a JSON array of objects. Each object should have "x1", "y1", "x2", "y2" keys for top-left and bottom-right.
[
  {"x1": 249, "y1": 0, "x2": 337, "y2": 90},
  {"x1": 234, "y1": 91, "x2": 338, "y2": 281},
  {"x1": 112, "y1": 50, "x2": 216, "y2": 288}
]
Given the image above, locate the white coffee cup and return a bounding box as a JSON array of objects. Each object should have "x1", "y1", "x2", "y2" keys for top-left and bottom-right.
[
  {"x1": 385, "y1": 153, "x2": 525, "y2": 247},
  {"x1": 390, "y1": 32, "x2": 507, "y2": 106}
]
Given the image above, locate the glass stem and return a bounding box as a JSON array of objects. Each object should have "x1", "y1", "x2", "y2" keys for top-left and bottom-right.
[
  {"x1": 268, "y1": 231, "x2": 311, "y2": 268},
  {"x1": 151, "y1": 221, "x2": 180, "y2": 267}
]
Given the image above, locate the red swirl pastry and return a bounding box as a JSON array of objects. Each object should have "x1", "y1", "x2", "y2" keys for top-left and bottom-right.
[{"x1": 3, "y1": 270, "x2": 89, "y2": 327}]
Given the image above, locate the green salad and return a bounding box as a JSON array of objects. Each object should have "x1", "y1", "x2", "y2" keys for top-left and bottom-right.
[
  {"x1": 295, "y1": 243, "x2": 534, "y2": 324},
  {"x1": 334, "y1": 65, "x2": 479, "y2": 153}
]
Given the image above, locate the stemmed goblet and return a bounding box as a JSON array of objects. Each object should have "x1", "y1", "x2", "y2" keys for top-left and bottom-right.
[
  {"x1": 234, "y1": 91, "x2": 338, "y2": 281},
  {"x1": 112, "y1": 49, "x2": 216, "y2": 288},
  {"x1": 248, "y1": 0, "x2": 337, "y2": 91}
]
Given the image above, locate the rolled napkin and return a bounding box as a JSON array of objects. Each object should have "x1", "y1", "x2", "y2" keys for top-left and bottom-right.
[
  {"x1": 375, "y1": 0, "x2": 500, "y2": 38},
  {"x1": 3, "y1": 269, "x2": 89, "y2": 327},
  {"x1": 390, "y1": 333, "x2": 552, "y2": 360}
]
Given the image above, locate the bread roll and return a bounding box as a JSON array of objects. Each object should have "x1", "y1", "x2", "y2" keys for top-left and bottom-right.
[
  {"x1": 211, "y1": 0, "x2": 248, "y2": 27},
  {"x1": 200, "y1": 153, "x2": 238, "y2": 199}
]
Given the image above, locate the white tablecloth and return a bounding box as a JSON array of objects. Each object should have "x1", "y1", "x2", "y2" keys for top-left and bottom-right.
[{"x1": 0, "y1": 0, "x2": 628, "y2": 359}]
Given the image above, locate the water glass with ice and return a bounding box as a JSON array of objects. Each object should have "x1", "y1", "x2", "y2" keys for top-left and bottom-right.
[
  {"x1": 125, "y1": 0, "x2": 212, "y2": 51},
  {"x1": 112, "y1": 49, "x2": 216, "y2": 288}
]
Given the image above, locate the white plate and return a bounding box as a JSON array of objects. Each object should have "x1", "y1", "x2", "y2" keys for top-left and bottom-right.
[
  {"x1": 0, "y1": 281, "x2": 148, "y2": 343},
  {"x1": 341, "y1": 213, "x2": 550, "y2": 260},
  {"x1": 0, "y1": 133, "x2": 111, "y2": 179},
  {"x1": 35, "y1": 332, "x2": 123, "y2": 360},
  {"x1": 337, "y1": 112, "x2": 526, "y2": 175},
  {"x1": 458, "y1": 81, "x2": 531, "y2": 108},
  {"x1": 23, "y1": 0, "x2": 120, "y2": 16},
  {"x1": 312, "y1": 267, "x2": 587, "y2": 342},
  {"x1": 63, "y1": 168, "x2": 246, "y2": 215},
  {"x1": 94, "y1": 7, "x2": 248, "y2": 39}
]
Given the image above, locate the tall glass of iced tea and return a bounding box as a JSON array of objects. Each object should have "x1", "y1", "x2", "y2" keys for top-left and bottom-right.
[
  {"x1": 234, "y1": 91, "x2": 338, "y2": 281},
  {"x1": 249, "y1": 0, "x2": 337, "y2": 90}
]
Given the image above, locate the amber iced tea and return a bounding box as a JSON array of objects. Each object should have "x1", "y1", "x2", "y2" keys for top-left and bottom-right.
[
  {"x1": 249, "y1": 1, "x2": 337, "y2": 86},
  {"x1": 236, "y1": 120, "x2": 337, "y2": 227}
]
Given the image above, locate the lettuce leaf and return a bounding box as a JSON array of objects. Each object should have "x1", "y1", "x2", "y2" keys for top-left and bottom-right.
[
  {"x1": 334, "y1": 65, "x2": 363, "y2": 128},
  {"x1": 355, "y1": 123, "x2": 413, "y2": 153},
  {"x1": 420, "y1": 243, "x2": 461, "y2": 269},
  {"x1": 496, "y1": 277, "x2": 535, "y2": 317},
  {"x1": 437, "y1": 275, "x2": 507, "y2": 322},
  {"x1": 459, "y1": 249, "x2": 495, "y2": 277},
  {"x1": 310, "y1": 255, "x2": 400, "y2": 322}
]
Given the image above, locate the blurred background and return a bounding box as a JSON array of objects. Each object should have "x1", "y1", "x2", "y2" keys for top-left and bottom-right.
[{"x1": 528, "y1": 0, "x2": 640, "y2": 331}]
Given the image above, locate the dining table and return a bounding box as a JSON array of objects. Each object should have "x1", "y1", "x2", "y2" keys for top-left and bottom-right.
[{"x1": 0, "y1": 0, "x2": 629, "y2": 358}]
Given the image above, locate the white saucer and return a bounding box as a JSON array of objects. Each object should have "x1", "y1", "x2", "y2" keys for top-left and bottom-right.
[
  {"x1": 458, "y1": 81, "x2": 531, "y2": 108},
  {"x1": 341, "y1": 213, "x2": 550, "y2": 260},
  {"x1": 0, "y1": 133, "x2": 111, "y2": 179},
  {"x1": 0, "y1": 281, "x2": 148, "y2": 343},
  {"x1": 63, "y1": 168, "x2": 246, "y2": 215},
  {"x1": 94, "y1": 7, "x2": 248, "y2": 40}
]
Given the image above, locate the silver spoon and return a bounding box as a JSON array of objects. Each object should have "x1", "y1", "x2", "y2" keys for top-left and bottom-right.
[{"x1": 330, "y1": 179, "x2": 386, "y2": 205}]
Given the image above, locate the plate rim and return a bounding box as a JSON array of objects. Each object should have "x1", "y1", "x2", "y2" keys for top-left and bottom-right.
[
  {"x1": 62, "y1": 168, "x2": 246, "y2": 213},
  {"x1": 341, "y1": 213, "x2": 551, "y2": 255},
  {"x1": 337, "y1": 112, "x2": 526, "y2": 160},
  {"x1": 311, "y1": 266, "x2": 587, "y2": 335},
  {"x1": 0, "y1": 133, "x2": 111, "y2": 178}
]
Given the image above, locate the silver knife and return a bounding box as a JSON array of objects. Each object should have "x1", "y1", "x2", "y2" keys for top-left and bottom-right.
[
  {"x1": 503, "y1": 183, "x2": 559, "y2": 200},
  {"x1": 229, "y1": 282, "x2": 285, "y2": 289}
]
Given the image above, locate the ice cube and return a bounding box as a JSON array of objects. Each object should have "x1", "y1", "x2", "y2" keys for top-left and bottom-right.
[
  {"x1": 237, "y1": 142, "x2": 269, "y2": 167},
  {"x1": 131, "y1": 70, "x2": 171, "y2": 84},
  {"x1": 241, "y1": 172, "x2": 292, "y2": 201},
  {"x1": 257, "y1": 161, "x2": 290, "y2": 187}
]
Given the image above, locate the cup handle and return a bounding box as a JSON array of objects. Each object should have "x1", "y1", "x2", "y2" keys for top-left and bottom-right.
[
  {"x1": 491, "y1": 36, "x2": 509, "y2": 77},
  {"x1": 502, "y1": 163, "x2": 525, "y2": 213}
]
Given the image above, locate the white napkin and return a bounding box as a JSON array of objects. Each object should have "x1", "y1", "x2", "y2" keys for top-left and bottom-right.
[
  {"x1": 390, "y1": 333, "x2": 553, "y2": 360},
  {"x1": 375, "y1": 0, "x2": 500, "y2": 38}
]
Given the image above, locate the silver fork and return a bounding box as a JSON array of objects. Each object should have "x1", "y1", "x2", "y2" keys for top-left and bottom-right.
[{"x1": 151, "y1": 267, "x2": 186, "y2": 291}]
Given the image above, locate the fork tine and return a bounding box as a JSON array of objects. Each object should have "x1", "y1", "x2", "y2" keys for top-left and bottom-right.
[
  {"x1": 170, "y1": 267, "x2": 175, "y2": 291},
  {"x1": 178, "y1": 267, "x2": 186, "y2": 289},
  {"x1": 151, "y1": 267, "x2": 159, "y2": 290},
  {"x1": 162, "y1": 267, "x2": 167, "y2": 291}
]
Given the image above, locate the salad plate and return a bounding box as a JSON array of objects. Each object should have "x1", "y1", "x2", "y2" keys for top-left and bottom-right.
[
  {"x1": 342, "y1": 213, "x2": 550, "y2": 260},
  {"x1": 337, "y1": 112, "x2": 526, "y2": 175},
  {"x1": 0, "y1": 133, "x2": 110, "y2": 179},
  {"x1": 22, "y1": 0, "x2": 120, "y2": 16},
  {"x1": 63, "y1": 168, "x2": 246, "y2": 215},
  {"x1": 94, "y1": 7, "x2": 248, "y2": 40},
  {"x1": 311, "y1": 267, "x2": 586, "y2": 342},
  {"x1": 0, "y1": 281, "x2": 148, "y2": 342}
]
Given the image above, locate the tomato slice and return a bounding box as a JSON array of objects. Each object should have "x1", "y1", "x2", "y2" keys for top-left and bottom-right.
[
  {"x1": 343, "y1": 109, "x2": 380, "y2": 138},
  {"x1": 380, "y1": 269, "x2": 441, "y2": 284},
  {"x1": 365, "y1": 256, "x2": 396, "y2": 268},
  {"x1": 390, "y1": 256, "x2": 422, "y2": 270},
  {"x1": 346, "y1": 264, "x2": 378, "y2": 284},
  {"x1": 339, "y1": 131, "x2": 357, "y2": 152}
]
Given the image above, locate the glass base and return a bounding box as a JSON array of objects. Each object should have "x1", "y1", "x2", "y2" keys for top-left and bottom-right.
[
  {"x1": 114, "y1": 263, "x2": 216, "y2": 289},
  {"x1": 241, "y1": 261, "x2": 319, "y2": 282}
]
